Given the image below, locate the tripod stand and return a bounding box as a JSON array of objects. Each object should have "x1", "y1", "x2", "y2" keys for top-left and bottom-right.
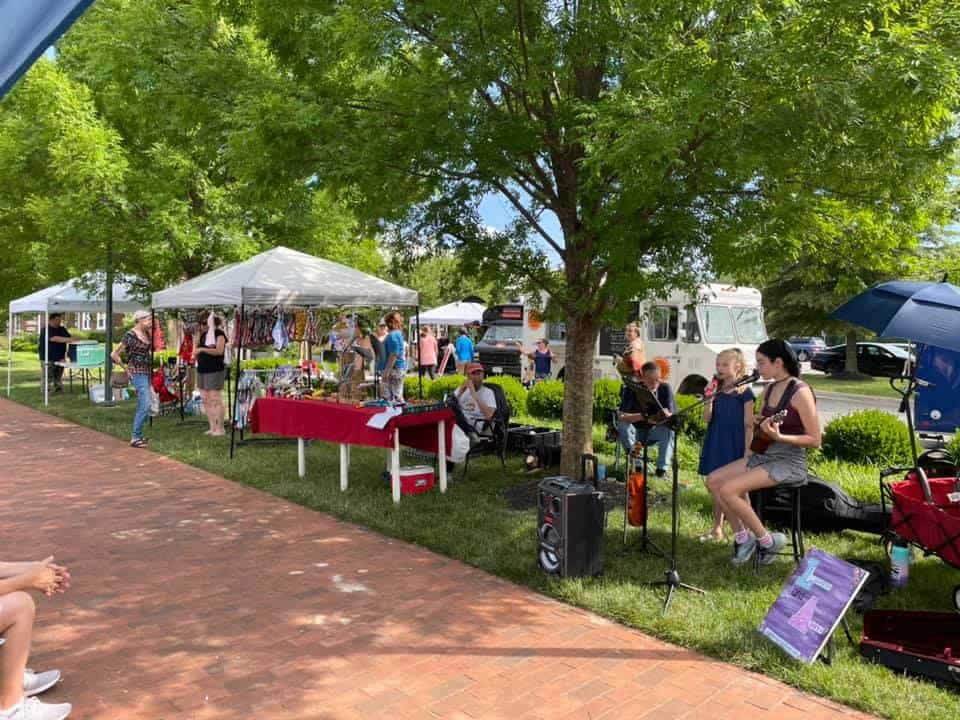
[{"x1": 645, "y1": 409, "x2": 706, "y2": 614}]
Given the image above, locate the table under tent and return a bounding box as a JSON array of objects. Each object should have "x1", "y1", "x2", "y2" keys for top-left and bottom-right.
[
  {"x1": 6, "y1": 277, "x2": 146, "y2": 405},
  {"x1": 150, "y1": 246, "x2": 424, "y2": 462}
]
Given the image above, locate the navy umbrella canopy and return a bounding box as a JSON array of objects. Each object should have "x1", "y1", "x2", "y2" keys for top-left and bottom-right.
[{"x1": 830, "y1": 280, "x2": 960, "y2": 353}]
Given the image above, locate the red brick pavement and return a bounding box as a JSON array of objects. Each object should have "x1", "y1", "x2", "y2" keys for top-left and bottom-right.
[{"x1": 0, "y1": 399, "x2": 876, "y2": 719}]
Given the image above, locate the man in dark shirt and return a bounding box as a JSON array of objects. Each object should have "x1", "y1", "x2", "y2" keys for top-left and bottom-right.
[
  {"x1": 617, "y1": 361, "x2": 676, "y2": 476},
  {"x1": 38, "y1": 314, "x2": 71, "y2": 393}
]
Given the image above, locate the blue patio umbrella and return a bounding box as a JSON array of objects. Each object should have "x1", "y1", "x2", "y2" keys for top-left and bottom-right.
[
  {"x1": 830, "y1": 280, "x2": 960, "y2": 354},
  {"x1": 0, "y1": 0, "x2": 96, "y2": 99}
]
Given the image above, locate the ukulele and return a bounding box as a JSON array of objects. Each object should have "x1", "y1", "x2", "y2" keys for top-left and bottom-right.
[{"x1": 749, "y1": 409, "x2": 788, "y2": 455}]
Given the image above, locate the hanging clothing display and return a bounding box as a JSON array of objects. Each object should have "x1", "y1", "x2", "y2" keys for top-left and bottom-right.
[
  {"x1": 234, "y1": 371, "x2": 264, "y2": 429},
  {"x1": 178, "y1": 329, "x2": 194, "y2": 364},
  {"x1": 152, "y1": 321, "x2": 166, "y2": 351}
]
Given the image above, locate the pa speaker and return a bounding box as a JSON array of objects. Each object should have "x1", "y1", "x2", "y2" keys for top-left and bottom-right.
[{"x1": 537, "y1": 476, "x2": 604, "y2": 578}]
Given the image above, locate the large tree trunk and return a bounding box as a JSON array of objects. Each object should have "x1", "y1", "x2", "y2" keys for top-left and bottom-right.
[
  {"x1": 560, "y1": 313, "x2": 601, "y2": 477},
  {"x1": 844, "y1": 330, "x2": 858, "y2": 374}
]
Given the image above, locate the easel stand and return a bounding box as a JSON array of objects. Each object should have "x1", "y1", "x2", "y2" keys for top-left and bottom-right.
[
  {"x1": 820, "y1": 616, "x2": 855, "y2": 666},
  {"x1": 621, "y1": 423, "x2": 666, "y2": 561}
]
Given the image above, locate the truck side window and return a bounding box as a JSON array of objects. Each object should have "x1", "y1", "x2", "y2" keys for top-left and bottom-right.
[
  {"x1": 683, "y1": 305, "x2": 701, "y2": 343},
  {"x1": 648, "y1": 306, "x2": 678, "y2": 342},
  {"x1": 547, "y1": 322, "x2": 566, "y2": 342}
]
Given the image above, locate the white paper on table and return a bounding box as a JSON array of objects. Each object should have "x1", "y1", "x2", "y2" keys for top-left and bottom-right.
[{"x1": 366, "y1": 407, "x2": 402, "y2": 429}]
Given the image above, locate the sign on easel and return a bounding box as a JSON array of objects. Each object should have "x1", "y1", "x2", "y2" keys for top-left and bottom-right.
[{"x1": 759, "y1": 549, "x2": 869, "y2": 664}]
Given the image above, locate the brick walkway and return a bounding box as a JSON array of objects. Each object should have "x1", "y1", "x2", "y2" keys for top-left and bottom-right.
[{"x1": 0, "y1": 399, "x2": 874, "y2": 720}]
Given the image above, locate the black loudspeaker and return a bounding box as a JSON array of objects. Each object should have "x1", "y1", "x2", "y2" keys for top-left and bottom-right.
[{"x1": 537, "y1": 476, "x2": 605, "y2": 577}]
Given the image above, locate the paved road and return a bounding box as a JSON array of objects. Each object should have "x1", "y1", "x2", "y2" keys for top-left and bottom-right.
[
  {"x1": 0, "y1": 397, "x2": 877, "y2": 720},
  {"x1": 815, "y1": 391, "x2": 902, "y2": 425}
]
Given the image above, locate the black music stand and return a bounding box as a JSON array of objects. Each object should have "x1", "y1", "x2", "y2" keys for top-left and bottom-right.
[{"x1": 630, "y1": 379, "x2": 709, "y2": 614}]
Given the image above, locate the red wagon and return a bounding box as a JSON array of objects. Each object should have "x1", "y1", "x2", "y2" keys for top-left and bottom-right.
[{"x1": 881, "y1": 463, "x2": 960, "y2": 611}]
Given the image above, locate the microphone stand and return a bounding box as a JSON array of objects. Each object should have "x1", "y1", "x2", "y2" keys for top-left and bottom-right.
[{"x1": 645, "y1": 372, "x2": 758, "y2": 614}]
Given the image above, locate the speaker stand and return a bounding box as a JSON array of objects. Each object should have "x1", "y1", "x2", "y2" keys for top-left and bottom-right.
[{"x1": 645, "y1": 420, "x2": 706, "y2": 615}]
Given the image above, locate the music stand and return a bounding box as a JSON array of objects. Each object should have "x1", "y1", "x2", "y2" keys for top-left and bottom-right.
[
  {"x1": 619, "y1": 379, "x2": 667, "y2": 557},
  {"x1": 634, "y1": 380, "x2": 710, "y2": 614}
]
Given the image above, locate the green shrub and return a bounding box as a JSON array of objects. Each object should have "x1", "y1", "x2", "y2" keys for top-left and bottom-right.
[
  {"x1": 242, "y1": 357, "x2": 296, "y2": 370},
  {"x1": 944, "y1": 433, "x2": 960, "y2": 464},
  {"x1": 822, "y1": 409, "x2": 914, "y2": 465},
  {"x1": 675, "y1": 393, "x2": 707, "y2": 441},
  {"x1": 427, "y1": 375, "x2": 466, "y2": 401},
  {"x1": 527, "y1": 380, "x2": 565, "y2": 419},
  {"x1": 593, "y1": 379, "x2": 622, "y2": 423},
  {"x1": 404, "y1": 374, "x2": 432, "y2": 399},
  {"x1": 11, "y1": 334, "x2": 38, "y2": 352},
  {"x1": 484, "y1": 375, "x2": 527, "y2": 416}
]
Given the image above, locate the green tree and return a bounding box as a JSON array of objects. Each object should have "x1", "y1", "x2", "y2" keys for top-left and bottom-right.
[{"x1": 222, "y1": 1, "x2": 959, "y2": 472}]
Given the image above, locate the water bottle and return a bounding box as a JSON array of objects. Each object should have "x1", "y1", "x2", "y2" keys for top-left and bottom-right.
[{"x1": 890, "y1": 540, "x2": 911, "y2": 588}]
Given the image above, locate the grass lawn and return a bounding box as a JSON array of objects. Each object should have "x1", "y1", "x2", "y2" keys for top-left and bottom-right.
[
  {"x1": 3, "y1": 348, "x2": 958, "y2": 720},
  {"x1": 803, "y1": 373, "x2": 902, "y2": 400}
]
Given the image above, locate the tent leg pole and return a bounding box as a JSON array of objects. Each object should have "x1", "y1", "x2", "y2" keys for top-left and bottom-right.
[
  {"x1": 43, "y1": 310, "x2": 48, "y2": 407},
  {"x1": 6, "y1": 309, "x2": 13, "y2": 396},
  {"x1": 149, "y1": 308, "x2": 155, "y2": 428},
  {"x1": 416, "y1": 305, "x2": 422, "y2": 400},
  {"x1": 230, "y1": 304, "x2": 244, "y2": 460}
]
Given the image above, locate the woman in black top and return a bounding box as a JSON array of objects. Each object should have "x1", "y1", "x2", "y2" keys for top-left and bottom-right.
[{"x1": 193, "y1": 312, "x2": 227, "y2": 436}]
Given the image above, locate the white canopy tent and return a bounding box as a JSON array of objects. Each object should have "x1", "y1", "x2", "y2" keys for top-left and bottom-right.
[
  {"x1": 152, "y1": 246, "x2": 418, "y2": 309},
  {"x1": 407, "y1": 300, "x2": 485, "y2": 329},
  {"x1": 151, "y1": 246, "x2": 426, "y2": 497},
  {"x1": 7, "y1": 276, "x2": 146, "y2": 405}
]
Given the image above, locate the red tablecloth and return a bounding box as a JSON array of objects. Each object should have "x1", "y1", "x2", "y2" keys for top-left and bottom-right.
[{"x1": 249, "y1": 397, "x2": 455, "y2": 454}]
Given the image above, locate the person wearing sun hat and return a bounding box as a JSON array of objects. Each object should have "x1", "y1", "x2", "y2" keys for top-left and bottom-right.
[
  {"x1": 452, "y1": 362, "x2": 497, "y2": 443},
  {"x1": 111, "y1": 310, "x2": 154, "y2": 447}
]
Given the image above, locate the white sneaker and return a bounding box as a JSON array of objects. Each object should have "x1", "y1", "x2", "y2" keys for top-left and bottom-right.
[
  {"x1": 24, "y1": 669, "x2": 60, "y2": 697},
  {"x1": 0, "y1": 697, "x2": 71, "y2": 720}
]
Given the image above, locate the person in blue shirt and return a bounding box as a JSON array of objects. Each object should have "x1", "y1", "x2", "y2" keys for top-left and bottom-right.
[
  {"x1": 454, "y1": 326, "x2": 475, "y2": 375},
  {"x1": 382, "y1": 311, "x2": 407, "y2": 402},
  {"x1": 618, "y1": 361, "x2": 676, "y2": 476},
  {"x1": 522, "y1": 338, "x2": 554, "y2": 384}
]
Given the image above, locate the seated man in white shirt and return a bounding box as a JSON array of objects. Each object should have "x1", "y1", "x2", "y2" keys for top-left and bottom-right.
[{"x1": 453, "y1": 362, "x2": 497, "y2": 442}]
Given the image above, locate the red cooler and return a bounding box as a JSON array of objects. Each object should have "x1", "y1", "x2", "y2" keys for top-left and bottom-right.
[{"x1": 397, "y1": 466, "x2": 435, "y2": 495}]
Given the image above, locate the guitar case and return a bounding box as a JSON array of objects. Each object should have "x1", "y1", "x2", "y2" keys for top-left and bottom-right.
[{"x1": 753, "y1": 475, "x2": 889, "y2": 535}]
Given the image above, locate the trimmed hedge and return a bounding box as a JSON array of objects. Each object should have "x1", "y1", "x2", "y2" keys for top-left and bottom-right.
[
  {"x1": 675, "y1": 394, "x2": 708, "y2": 441},
  {"x1": 11, "y1": 334, "x2": 38, "y2": 352},
  {"x1": 527, "y1": 379, "x2": 565, "y2": 419},
  {"x1": 404, "y1": 374, "x2": 431, "y2": 399},
  {"x1": 427, "y1": 375, "x2": 467, "y2": 401},
  {"x1": 485, "y1": 375, "x2": 527, "y2": 416},
  {"x1": 593, "y1": 379, "x2": 622, "y2": 423},
  {"x1": 822, "y1": 409, "x2": 914, "y2": 465}
]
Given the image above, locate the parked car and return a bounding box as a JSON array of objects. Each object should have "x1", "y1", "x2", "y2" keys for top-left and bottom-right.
[
  {"x1": 810, "y1": 342, "x2": 910, "y2": 377},
  {"x1": 788, "y1": 336, "x2": 827, "y2": 362}
]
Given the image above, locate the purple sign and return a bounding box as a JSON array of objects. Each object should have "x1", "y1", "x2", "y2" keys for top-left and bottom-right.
[{"x1": 759, "y1": 549, "x2": 869, "y2": 664}]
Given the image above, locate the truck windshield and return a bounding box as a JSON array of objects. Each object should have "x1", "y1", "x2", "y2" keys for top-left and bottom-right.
[
  {"x1": 481, "y1": 326, "x2": 523, "y2": 344},
  {"x1": 733, "y1": 306, "x2": 767, "y2": 344},
  {"x1": 699, "y1": 306, "x2": 736, "y2": 343}
]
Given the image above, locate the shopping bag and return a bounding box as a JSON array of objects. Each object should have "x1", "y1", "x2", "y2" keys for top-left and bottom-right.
[
  {"x1": 448, "y1": 425, "x2": 470, "y2": 463},
  {"x1": 110, "y1": 370, "x2": 129, "y2": 389}
]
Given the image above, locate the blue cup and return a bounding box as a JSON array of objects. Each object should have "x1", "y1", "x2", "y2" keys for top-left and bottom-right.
[{"x1": 597, "y1": 464, "x2": 607, "y2": 482}]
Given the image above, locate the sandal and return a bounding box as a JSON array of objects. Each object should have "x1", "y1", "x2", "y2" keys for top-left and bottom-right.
[{"x1": 130, "y1": 438, "x2": 148, "y2": 448}]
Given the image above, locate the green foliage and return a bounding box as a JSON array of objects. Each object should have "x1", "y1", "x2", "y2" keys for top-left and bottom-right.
[
  {"x1": 241, "y1": 357, "x2": 298, "y2": 370},
  {"x1": 527, "y1": 380, "x2": 565, "y2": 420},
  {"x1": 822, "y1": 410, "x2": 914, "y2": 465},
  {"x1": 675, "y1": 394, "x2": 707, "y2": 442},
  {"x1": 11, "y1": 334, "x2": 38, "y2": 353},
  {"x1": 944, "y1": 434, "x2": 960, "y2": 464},
  {"x1": 592, "y1": 379, "x2": 622, "y2": 424},
  {"x1": 484, "y1": 375, "x2": 527, "y2": 416},
  {"x1": 426, "y1": 375, "x2": 466, "y2": 401},
  {"x1": 404, "y1": 374, "x2": 431, "y2": 400}
]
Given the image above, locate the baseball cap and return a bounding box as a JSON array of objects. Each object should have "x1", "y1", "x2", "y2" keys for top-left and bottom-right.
[{"x1": 465, "y1": 362, "x2": 484, "y2": 374}]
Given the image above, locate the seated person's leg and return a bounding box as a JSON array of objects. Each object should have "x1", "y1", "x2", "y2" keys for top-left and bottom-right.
[
  {"x1": 617, "y1": 420, "x2": 636, "y2": 458},
  {"x1": 0, "y1": 591, "x2": 34, "y2": 710},
  {"x1": 648, "y1": 426, "x2": 675, "y2": 473}
]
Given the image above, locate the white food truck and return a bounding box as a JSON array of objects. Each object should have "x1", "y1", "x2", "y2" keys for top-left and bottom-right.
[{"x1": 476, "y1": 284, "x2": 768, "y2": 395}]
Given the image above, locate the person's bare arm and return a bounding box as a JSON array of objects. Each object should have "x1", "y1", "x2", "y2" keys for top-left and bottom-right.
[
  {"x1": 0, "y1": 559, "x2": 68, "y2": 596},
  {"x1": 470, "y1": 386, "x2": 496, "y2": 420},
  {"x1": 742, "y1": 398, "x2": 755, "y2": 457},
  {"x1": 760, "y1": 387, "x2": 821, "y2": 449}
]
